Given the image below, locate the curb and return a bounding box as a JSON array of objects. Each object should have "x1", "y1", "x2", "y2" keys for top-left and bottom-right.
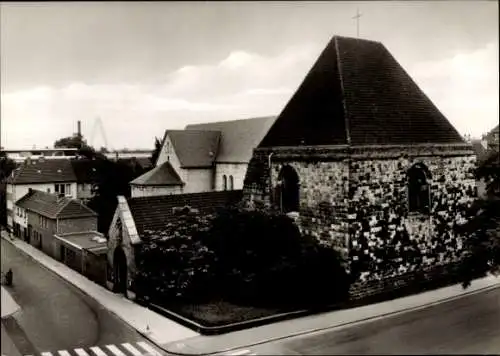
[
  {"x1": 1, "y1": 235, "x2": 166, "y2": 349},
  {"x1": 4, "y1": 234, "x2": 500, "y2": 351}
]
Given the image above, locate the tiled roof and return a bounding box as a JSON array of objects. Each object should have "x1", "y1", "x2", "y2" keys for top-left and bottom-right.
[
  {"x1": 15, "y1": 189, "x2": 97, "y2": 219},
  {"x1": 130, "y1": 161, "x2": 184, "y2": 186},
  {"x1": 185, "y1": 116, "x2": 276, "y2": 163},
  {"x1": 7, "y1": 159, "x2": 77, "y2": 184},
  {"x1": 127, "y1": 190, "x2": 243, "y2": 235},
  {"x1": 70, "y1": 158, "x2": 100, "y2": 183},
  {"x1": 259, "y1": 36, "x2": 465, "y2": 148},
  {"x1": 166, "y1": 130, "x2": 221, "y2": 168}
]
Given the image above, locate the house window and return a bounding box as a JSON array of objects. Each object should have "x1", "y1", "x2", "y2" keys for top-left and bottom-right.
[
  {"x1": 47, "y1": 188, "x2": 51, "y2": 193},
  {"x1": 276, "y1": 165, "x2": 300, "y2": 213},
  {"x1": 408, "y1": 163, "x2": 431, "y2": 213},
  {"x1": 229, "y1": 175, "x2": 234, "y2": 190},
  {"x1": 222, "y1": 175, "x2": 227, "y2": 191},
  {"x1": 66, "y1": 184, "x2": 71, "y2": 196},
  {"x1": 55, "y1": 184, "x2": 65, "y2": 195}
]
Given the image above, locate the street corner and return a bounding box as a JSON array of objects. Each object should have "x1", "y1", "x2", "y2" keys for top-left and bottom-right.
[{"x1": 1, "y1": 286, "x2": 21, "y2": 319}]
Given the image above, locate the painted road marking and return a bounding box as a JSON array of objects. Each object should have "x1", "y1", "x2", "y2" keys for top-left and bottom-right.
[
  {"x1": 136, "y1": 342, "x2": 161, "y2": 356},
  {"x1": 89, "y1": 346, "x2": 108, "y2": 356},
  {"x1": 105, "y1": 345, "x2": 126, "y2": 356},
  {"x1": 121, "y1": 343, "x2": 143, "y2": 356},
  {"x1": 30, "y1": 342, "x2": 162, "y2": 356},
  {"x1": 74, "y1": 349, "x2": 90, "y2": 356}
]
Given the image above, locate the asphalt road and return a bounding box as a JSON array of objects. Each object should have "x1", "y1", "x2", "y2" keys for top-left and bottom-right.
[
  {"x1": 262, "y1": 285, "x2": 500, "y2": 355},
  {"x1": 0, "y1": 238, "x2": 154, "y2": 356}
]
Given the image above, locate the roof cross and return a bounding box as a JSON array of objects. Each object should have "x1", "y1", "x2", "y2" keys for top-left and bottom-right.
[{"x1": 352, "y1": 8, "x2": 363, "y2": 38}]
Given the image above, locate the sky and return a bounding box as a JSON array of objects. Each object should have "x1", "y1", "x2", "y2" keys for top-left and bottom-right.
[{"x1": 1, "y1": 1, "x2": 498, "y2": 150}]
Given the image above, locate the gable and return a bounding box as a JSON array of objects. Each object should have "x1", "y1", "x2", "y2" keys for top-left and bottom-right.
[
  {"x1": 161, "y1": 130, "x2": 221, "y2": 168},
  {"x1": 259, "y1": 36, "x2": 465, "y2": 148}
]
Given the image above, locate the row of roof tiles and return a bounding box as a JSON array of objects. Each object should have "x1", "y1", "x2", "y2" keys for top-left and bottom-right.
[
  {"x1": 5, "y1": 157, "x2": 152, "y2": 185},
  {"x1": 15, "y1": 189, "x2": 97, "y2": 219}
]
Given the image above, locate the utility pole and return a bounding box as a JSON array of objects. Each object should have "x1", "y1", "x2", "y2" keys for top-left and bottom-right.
[{"x1": 352, "y1": 8, "x2": 363, "y2": 38}]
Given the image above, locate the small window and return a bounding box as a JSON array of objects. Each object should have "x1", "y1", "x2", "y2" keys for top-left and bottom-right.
[
  {"x1": 65, "y1": 184, "x2": 71, "y2": 196},
  {"x1": 229, "y1": 175, "x2": 234, "y2": 190},
  {"x1": 222, "y1": 175, "x2": 227, "y2": 191},
  {"x1": 408, "y1": 163, "x2": 431, "y2": 213},
  {"x1": 47, "y1": 188, "x2": 51, "y2": 193}
]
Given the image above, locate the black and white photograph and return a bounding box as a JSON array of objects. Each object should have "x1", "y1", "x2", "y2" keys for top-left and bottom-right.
[{"x1": 0, "y1": 1, "x2": 499, "y2": 355}]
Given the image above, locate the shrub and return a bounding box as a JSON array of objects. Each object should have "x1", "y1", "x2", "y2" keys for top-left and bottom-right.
[{"x1": 135, "y1": 207, "x2": 350, "y2": 309}]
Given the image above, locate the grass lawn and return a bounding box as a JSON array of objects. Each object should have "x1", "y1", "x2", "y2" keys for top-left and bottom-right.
[{"x1": 171, "y1": 300, "x2": 284, "y2": 327}]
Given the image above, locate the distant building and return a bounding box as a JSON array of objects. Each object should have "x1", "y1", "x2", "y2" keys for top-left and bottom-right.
[
  {"x1": 3, "y1": 148, "x2": 78, "y2": 164},
  {"x1": 6, "y1": 158, "x2": 78, "y2": 231},
  {"x1": 130, "y1": 116, "x2": 276, "y2": 198},
  {"x1": 14, "y1": 189, "x2": 97, "y2": 258},
  {"x1": 482, "y1": 125, "x2": 499, "y2": 151}
]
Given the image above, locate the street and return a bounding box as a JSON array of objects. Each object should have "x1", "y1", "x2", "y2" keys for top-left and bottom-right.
[
  {"x1": 262, "y1": 285, "x2": 500, "y2": 354},
  {"x1": 0, "y1": 238, "x2": 159, "y2": 356}
]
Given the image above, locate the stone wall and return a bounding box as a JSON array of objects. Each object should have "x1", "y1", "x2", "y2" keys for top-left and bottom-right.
[
  {"x1": 348, "y1": 151, "x2": 477, "y2": 283},
  {"x1": 242, "y1": 144, "x2": 478, "y2": 296}
]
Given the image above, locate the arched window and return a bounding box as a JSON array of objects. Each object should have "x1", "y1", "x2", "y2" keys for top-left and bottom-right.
[
  {"x1": 408, "y1": 163, "x2": 431, "y2": 213},
  {"x1": 229, "y1": 175, "x2": 234, "y2": 190},
  {"x1": 276, "y1": 165, "x2": 300, "y2": 213},
  {"x1": 222, "y1": 175, "x2": 227, "y2": 191}
]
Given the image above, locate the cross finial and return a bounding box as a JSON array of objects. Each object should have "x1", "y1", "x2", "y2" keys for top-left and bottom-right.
[{"x1": 352, "y1": 8, "x2": 362, "y2": 38}]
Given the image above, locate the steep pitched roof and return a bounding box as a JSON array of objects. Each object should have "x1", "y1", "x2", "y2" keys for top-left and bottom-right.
[
  {"x1": 130, "y1": 161, "x2": 184, "y2": 186},
  {"x1": 166, "y1": 130, "x2": 221, "y2": 168},
  {"x1": 15, "y1": 189, "x2": 97, "y2": 219},
  {"x1": 7, "y1": 159, "x2": 77, "y2": 184},
  {"x1": 127, "y1": 190, "x2": 242, "y2": 235},
  {"x1": 259, "y1": 36, "x2": 465, "y2": 148},
  {"x1": 185, "y1": 116, "x2": 276, "y2": 163}
]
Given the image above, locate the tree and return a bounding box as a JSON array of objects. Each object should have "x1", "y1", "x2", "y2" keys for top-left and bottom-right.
[
  {"x1": 54, "y1": 135, "x2": 87, "y2": 149},
  {"x1": 0, "y1": 152, "x2": 16, "y2": 180},
  {"x1": 458, "y1": 149, "x2": 500, "y2": 288},
  {"x1": 150, "y1": 137, "x2": 162, "y2": 166},
  {"x1": 87, "y1": 158, "x2": 147, "y2": 234},
  {"x1": 0, "y1": 152, "x2": 17, "y2": 227}
]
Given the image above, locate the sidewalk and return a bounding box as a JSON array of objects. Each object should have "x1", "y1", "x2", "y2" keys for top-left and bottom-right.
[
  {"x1": 3, "y1": 231, "x2": 500, "y2": 351},
  {"x1": 1, "y1": 286, "x2": 21, "y2": 319},
  {"x1": 1, "y1": 232, "x2": 199, "y2": 347}
]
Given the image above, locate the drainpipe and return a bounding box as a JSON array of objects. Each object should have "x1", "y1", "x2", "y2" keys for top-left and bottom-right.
[{"x1": 268, "y1": 152, "x2": 274, "y2": 204}]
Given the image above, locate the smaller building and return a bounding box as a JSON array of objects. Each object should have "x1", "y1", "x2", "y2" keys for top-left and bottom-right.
[
  {"x1": 6, "y1": 158, "x2": 78, "y2": 231},
  {"x1": 15, "y1": 189, "x2": 97, "y2": 258},
  {"x1": 106, "y1": 190, "x2": 242, "y2": 298},
  {"x1": 54, "y1": 231, "x2": 108, "y2": 286}
]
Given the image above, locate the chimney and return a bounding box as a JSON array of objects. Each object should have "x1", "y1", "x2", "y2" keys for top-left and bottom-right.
[{"x1": 77, "y1": 121, "x2": 82, "y2": 138}]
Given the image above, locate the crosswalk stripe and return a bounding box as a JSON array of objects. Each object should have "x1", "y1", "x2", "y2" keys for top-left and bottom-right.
[
  {"x1": 57, "y1": 351, "x2": 72, "y2": 356},
  {"x1": 121, "y1": 343, "x2": 143, "y2": 356},
  {"x1": 89, "y1": 346, "x2": 108, "y2": 356},
  {"x1": 105, "y1": 345, "x2": 126, "y2": 356},
  {"x1": 74, "y1": 349, "x2": 90, "y2": 356},
  {"x1": 136, "y1": 342, "x2": 161, "y2": 356}
]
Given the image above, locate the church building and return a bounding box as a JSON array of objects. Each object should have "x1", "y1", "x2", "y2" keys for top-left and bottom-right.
[{"x1": 242, "y1": 35, "x2": 477, "y2": 278}]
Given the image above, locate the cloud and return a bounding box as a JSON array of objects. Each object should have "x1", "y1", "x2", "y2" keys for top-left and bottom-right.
[
  {"x1": 1, "y1": 41, "x2": 498, "y2": 149},
  {"x1": 408, "y1": 41, "x2": 499, "y2": 138},
  {"x1": 1, "y1": 43, "x2": 321, "y2": 149}
]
